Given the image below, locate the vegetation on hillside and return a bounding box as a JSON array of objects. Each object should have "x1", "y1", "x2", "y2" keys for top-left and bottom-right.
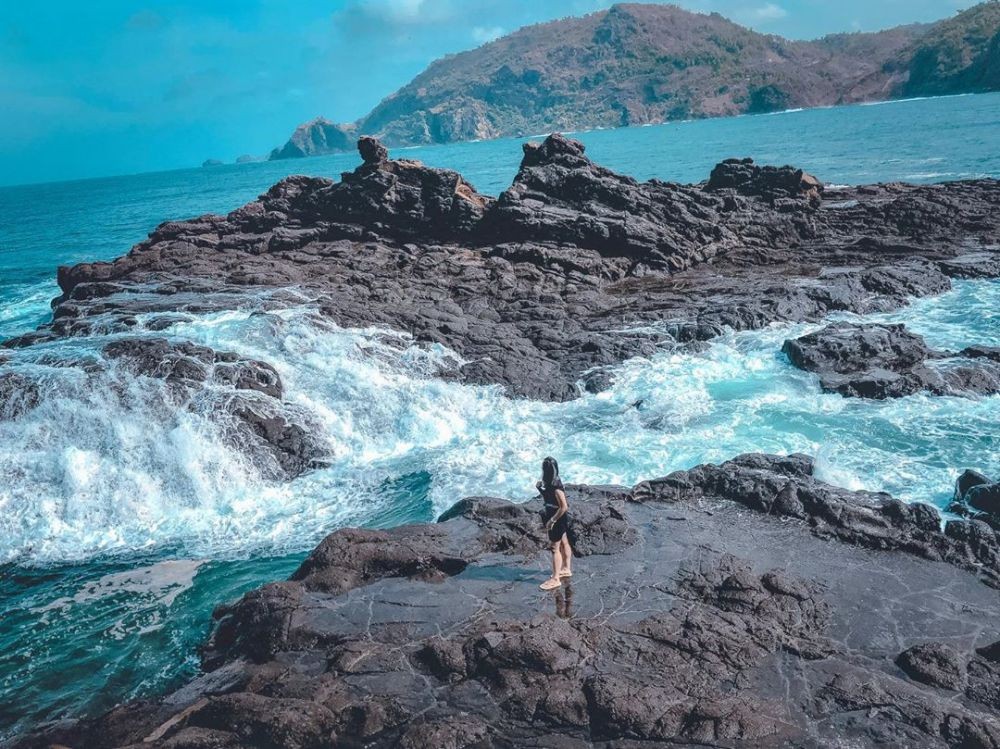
[{"x1": 270, "y1": 2, "x2": 1000, "y2": 159}]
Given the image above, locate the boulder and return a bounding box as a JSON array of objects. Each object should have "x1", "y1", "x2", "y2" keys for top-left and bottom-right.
[
  {"x1": 357, "y1": 135, "x2": 389, "y2": 165},
  {"x1": 782, "y1": 322, "x2": 931, "y2": 375},
  {"x1": 897, "y1": 642, "x2": 966, "y2": 690},
  {"x1": 967, "y1": 483, "x2": 1000, "y2": 516},
  {"x1": 956, "y1": 469, "x2": 993, "y2": 502},
  {"x1": 706, "y1": 156, "x2": 824, "y2": 204}
]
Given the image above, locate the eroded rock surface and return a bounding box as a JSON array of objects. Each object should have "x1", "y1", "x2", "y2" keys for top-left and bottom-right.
[
  {"x1": 784, "y1": 322, "x2": 1000, "y2": 398},
  {"x1": 5, "y1": 135, "x2": 999, "y2": 403},
  {"x1": 950, "y1": 467, "x2": 1000, "y2": 532},
  {"x1": 20, "y1": 453, "x2": 1000, "y2": 749}
]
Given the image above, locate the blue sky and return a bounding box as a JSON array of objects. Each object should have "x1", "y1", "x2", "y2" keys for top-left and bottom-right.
[{"x1": 0, "y1": 0, "x2": 975, "y2": 186}]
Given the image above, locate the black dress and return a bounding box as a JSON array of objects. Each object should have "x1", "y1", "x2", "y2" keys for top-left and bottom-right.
[{"x1": 541, "y1": 478, "x2": 570, "y2": 542}]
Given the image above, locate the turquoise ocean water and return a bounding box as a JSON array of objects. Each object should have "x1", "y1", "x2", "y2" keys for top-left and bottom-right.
[{"x1": 1, "y1": 93, "x2": 999, "y2": 737}]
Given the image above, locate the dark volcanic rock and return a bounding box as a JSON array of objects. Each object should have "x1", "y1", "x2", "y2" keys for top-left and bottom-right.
[
  {"x1": 15, "y1": 135, "x2": 999, "y2": 403},
  {"x1": 0, "y1": 371, "x2": 39, "y2": 420},
  {"x1": 956, "y1": 469, "x2": 993, "y2": 502},
  {"x1": 309, "y1": 136, "x2": 492, "y2": 241},
  {"x1": 783, "y1": 322, "x2": 1000, "y2": 398},
  {"x1": 103, "y1": 337, "x2": 283, "y2": 399},
  {"x1": 706, "y1": 156, "x2": 824, "y2": 204},
  {"x1": 968, "y1": 483, "x2": 1000, "y2": 516},
  {"x1": 783, "y1": 322, "x2": 930, "y2": 374},
  {"x1": 897, "y1": 642, "x2": 966, "y2": 690},
  {"x1": 22, "y1": 453, "x2": 1000, "y2": 749},
  {"x1": 357, "y1": 135, "x2": 389, "y2": 165},
  {"x1": 482, "y1": 132, "x2": 750, "y2": 273},
  {"x1": 95, "y1": 337, "x2": 324, "y2": 479},
  {"x1": 962, "y1": 345, "x2": 1000, "y2": 362}
]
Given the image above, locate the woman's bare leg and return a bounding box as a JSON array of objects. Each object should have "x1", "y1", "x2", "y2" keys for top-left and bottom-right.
[
  {"x1": 559, "y1": 535, "x2": 572, "y2": 576},
  {"x1": 540, "y1": 542, "x2": 563, "y2": 589}
]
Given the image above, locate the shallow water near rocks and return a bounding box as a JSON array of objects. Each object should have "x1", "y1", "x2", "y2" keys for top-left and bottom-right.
[{"x1": 1, "y1": 93, "x2": 999, "y2": 738}]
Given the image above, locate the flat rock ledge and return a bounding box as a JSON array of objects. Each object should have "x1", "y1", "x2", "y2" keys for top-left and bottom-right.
[{"x1": 19, "y1": 454, "x2": 1000, "y2": 749}]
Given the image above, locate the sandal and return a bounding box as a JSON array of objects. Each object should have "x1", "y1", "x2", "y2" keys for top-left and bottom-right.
[
  {"x1": 539, "y1": 578, "x2": 562, "y2": 590},
  {"x1": 559, "y1": 570, "x2": 572, "y2": 578}
]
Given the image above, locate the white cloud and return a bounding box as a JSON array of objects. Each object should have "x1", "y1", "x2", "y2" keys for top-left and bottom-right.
[
  {"x1": 471, "y1": 25, "x2": 504, "y2": 44},
  {"x1": 369, "y1": 0, "x2": 427, "y2": 23},
  {"x1": 750, "y1": 3, "x2": 788, "y2": 20},
  {"x1": 336, "y1": 0, "x2": 461, "y2": 28}
]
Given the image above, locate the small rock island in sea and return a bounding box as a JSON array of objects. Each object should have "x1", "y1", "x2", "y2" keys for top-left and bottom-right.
[{"x1": 9, "y1": 134, "x2": 1000, "y2": 748}]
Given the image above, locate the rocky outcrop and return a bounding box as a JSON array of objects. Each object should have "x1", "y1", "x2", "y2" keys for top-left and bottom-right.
[
  {"x1": 19, "y1": 453, "x2": 1000, "y2": 748},
  {"x1": 706, "y1": 157, "x2": 823, "y2": 205},
  {"x1": 483, "y1": 133, "x2": 740, "y2": 273},
  {"x1": 783, "y1": 322, "x2": 1000, "y2": 398},
  {"x1": 6, "y1": 136, "x2": 999, "y2": 407},
  {"x1": 268, "y1": 117, "x2": 356, "y2": 160},
  {"x1": 950, "y1": 468, "x2": 1000, "y2": 531}
]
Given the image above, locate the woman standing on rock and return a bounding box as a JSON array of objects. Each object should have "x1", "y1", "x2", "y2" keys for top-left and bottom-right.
[{"x1": 537, "y1": 456, "x2": 572, "y2": 590}]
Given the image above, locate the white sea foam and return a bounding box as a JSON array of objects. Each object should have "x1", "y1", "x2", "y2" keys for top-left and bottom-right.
[
  {"x1": 1, "y1": 281, "x2": 997, "y2": 565},
  {"x1": 38, "y1": 559, "x2": 203, "y2": 614}
]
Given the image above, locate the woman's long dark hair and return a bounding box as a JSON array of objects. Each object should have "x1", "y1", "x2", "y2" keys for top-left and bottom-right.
[{"x1": 542, "y1": 456, "x2": 560, "y2": 488}]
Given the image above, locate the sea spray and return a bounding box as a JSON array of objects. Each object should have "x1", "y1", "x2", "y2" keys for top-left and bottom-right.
[{"x1": 4, "y1": 281, "x2": 996, "y2": 569}]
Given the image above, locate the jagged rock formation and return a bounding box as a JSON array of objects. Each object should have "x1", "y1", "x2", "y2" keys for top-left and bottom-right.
[
  {"x1": 5, "y1": 135, "x2": 999, "y2": 411},
  {"x1": 783, "y1": 322, "x2": 1000, "y2": 398},
  {"x1": 17, "y1": 453, "x2": 1000, "y2": 748},
  {"x1": 950, "y1": 468, "x2": 1000, "y2": 531},
  {"x1": 270, "y1": 2, "x2": 1000, "y2": 158}
]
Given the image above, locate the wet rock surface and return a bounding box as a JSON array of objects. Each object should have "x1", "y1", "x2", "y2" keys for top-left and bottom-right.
[
  {"x1": 18, "y1": 453, "x2": 1000, "y2": 749},
  {"x1": 950, "y1": 468, "x2": 1000, "y2": 531},
  {"x1": 4, "y1": 135, "x2": 999, "y2": 403},
  {"x1": 784, "y1": 322, "x2": 1000, "y2": 398},
  {"x1": 0, "y1": 336, "x2": 326, "y2": 480}
]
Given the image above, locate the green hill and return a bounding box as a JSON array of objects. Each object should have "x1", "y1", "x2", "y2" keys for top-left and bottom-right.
[{"x1": 270, "y1": 2, "x2": 1000, "y2": 160}]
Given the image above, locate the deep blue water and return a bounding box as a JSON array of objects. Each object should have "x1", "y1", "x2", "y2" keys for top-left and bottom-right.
[{"x1": 1, "y1": 93, "x2": 999, "y2": 738}]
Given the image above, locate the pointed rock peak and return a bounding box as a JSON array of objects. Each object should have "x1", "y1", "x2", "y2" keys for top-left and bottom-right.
[
  {"x1": 520, "y1": 133, "x2": 587, "y2": 168},
  {"x1": 358, "y1": 136, "x2": 389, "y2": 165}
]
